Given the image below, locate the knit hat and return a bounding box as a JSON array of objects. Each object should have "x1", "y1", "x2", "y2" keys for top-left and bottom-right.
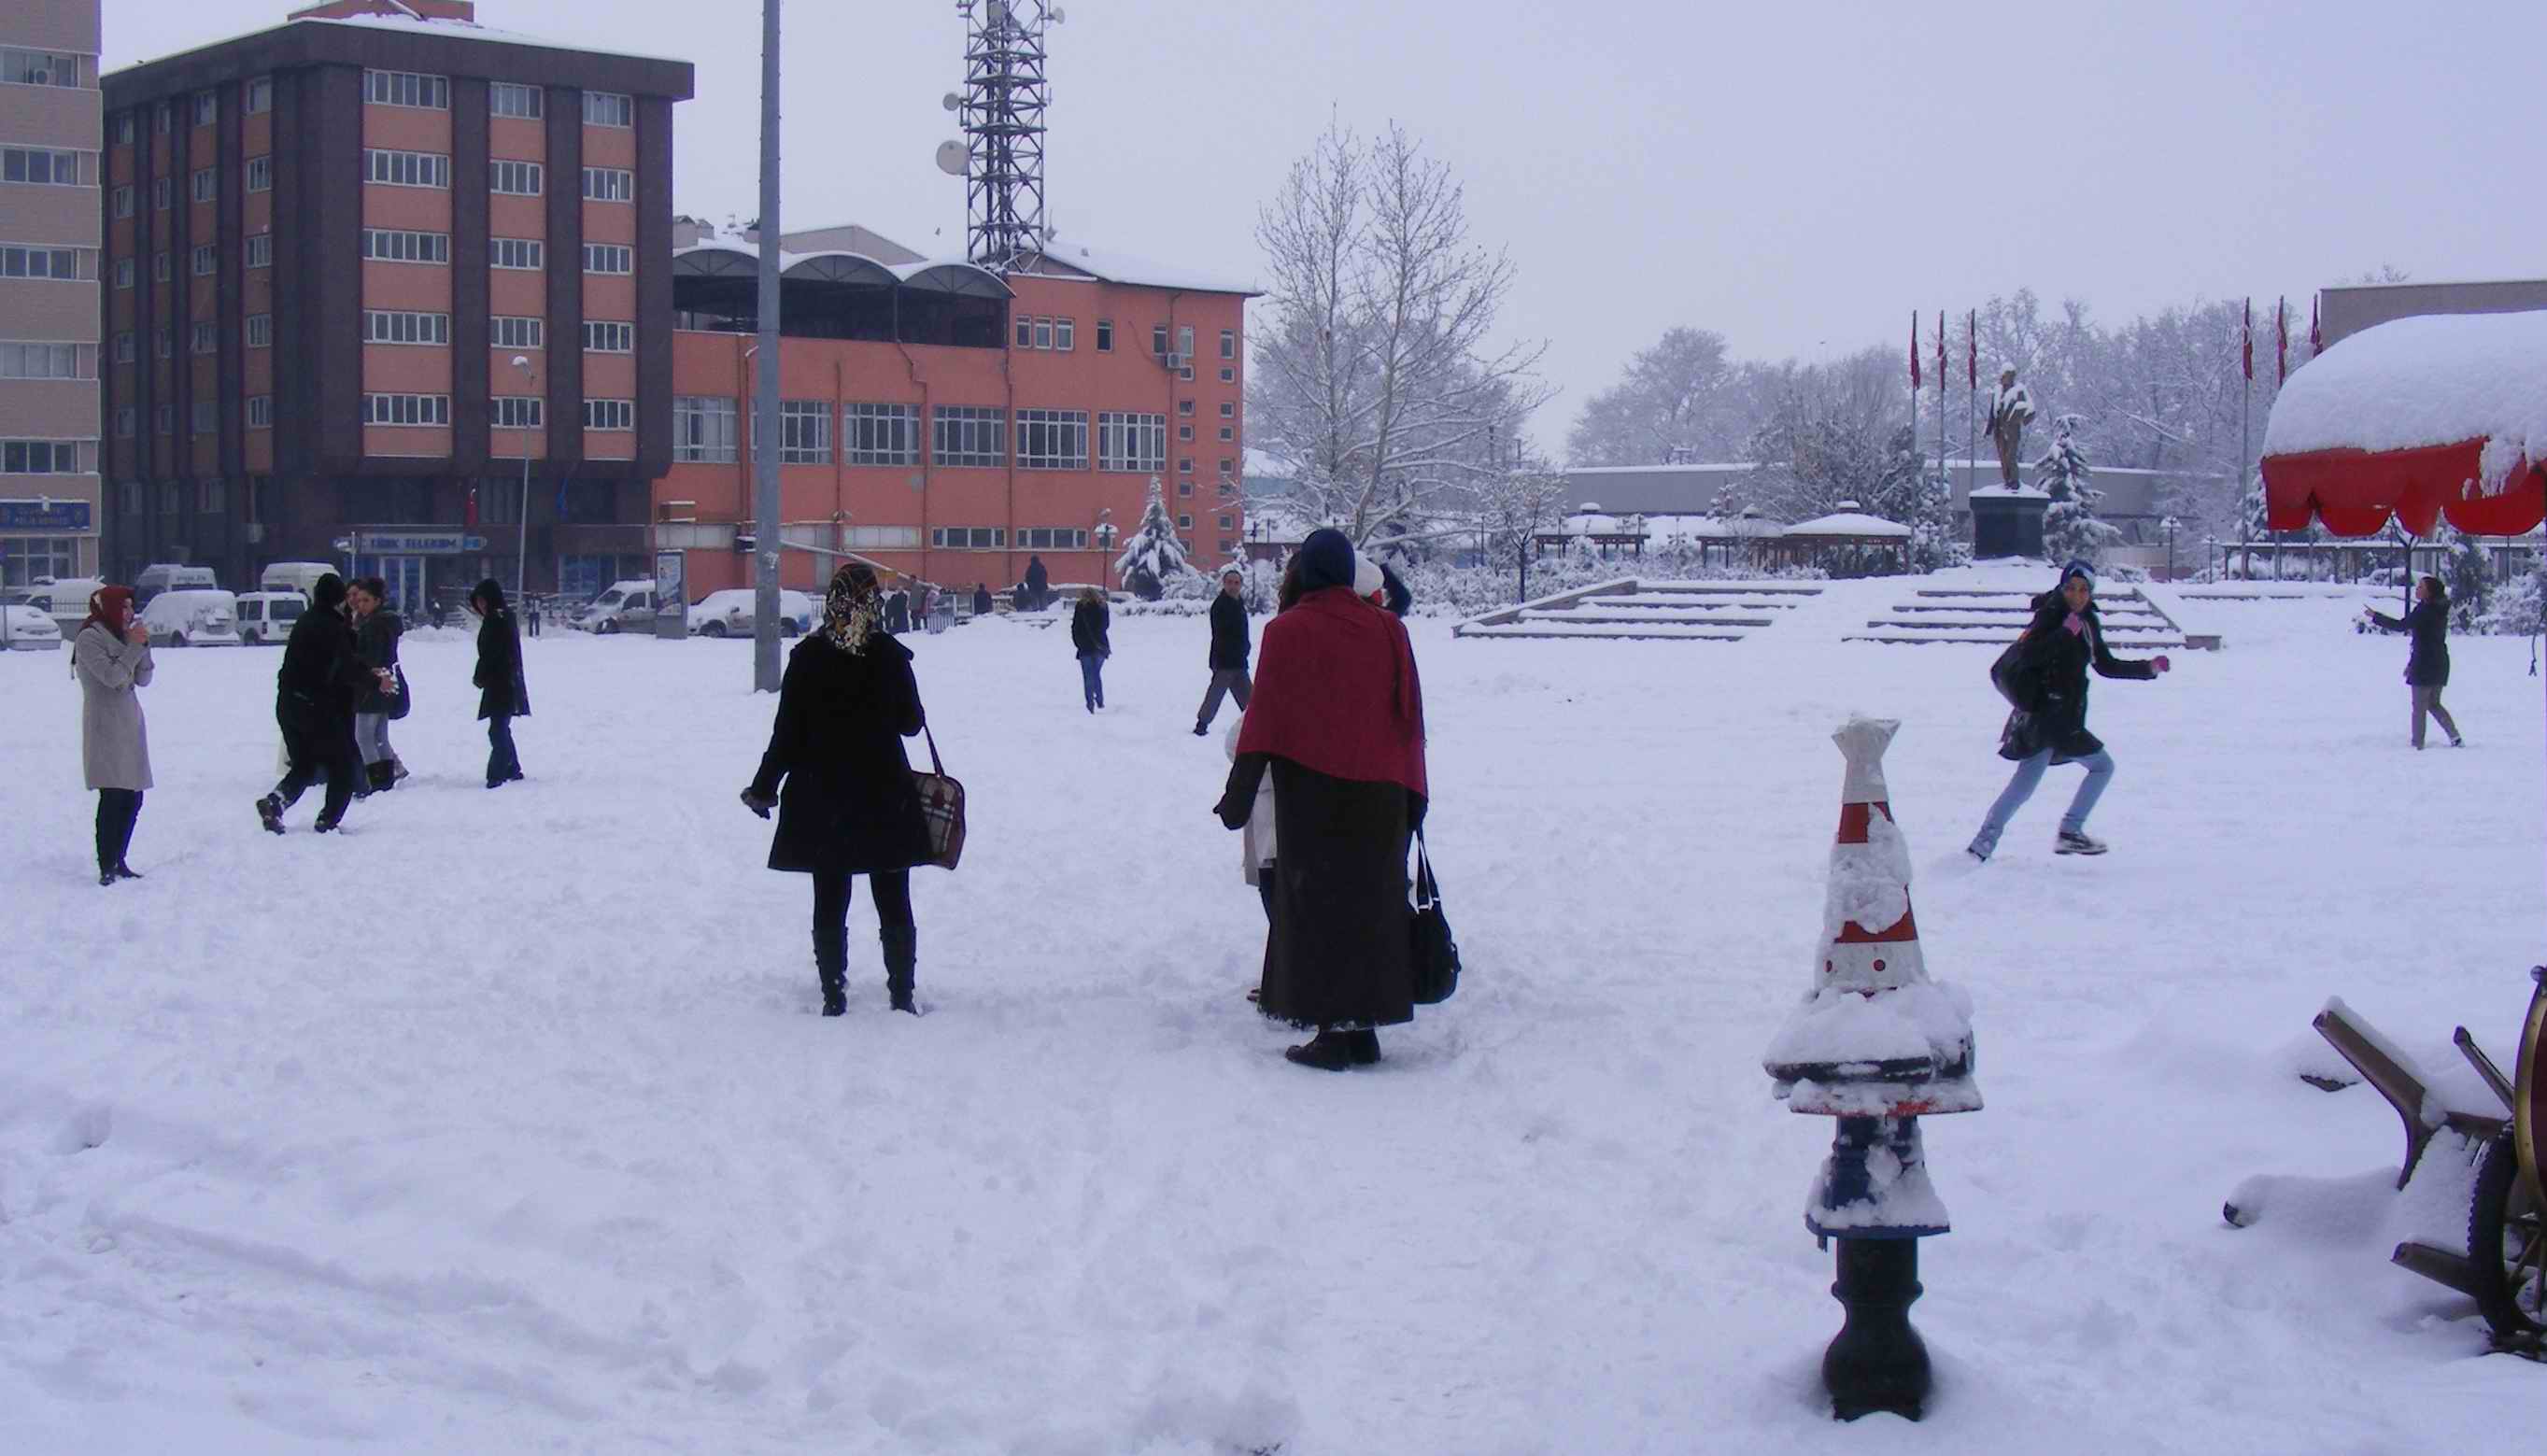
[{"x1": 1298, "y1": 529, "x2": 1356, "y2": 594}]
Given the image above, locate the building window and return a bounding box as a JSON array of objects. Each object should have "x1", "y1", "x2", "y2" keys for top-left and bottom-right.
[
  {"x1": 773, "y1": 400, "x2": 828, "y2": 462},
  {"x1": 246, "y1": 314, "x2": 271, "y2": 348},
  {"x1": 191, "y1": 244, "x2": 217, "y2": 276},
  {"x1": 1218, "y1": 515, "x2": 1235, "y2": 530},
  {"x1": 246, "y1": 155, "x2": 271, "y2": 192},
  {"x1": 153, "y1": 404, "x2": 172, "y2": 434},
  {"x1": 582, "y1": 91, "x2": 634, "y2": 127},
  {"x1": 366, "y1": 148, "x2": 450, "y2": 189},
  {"x1": 159, "y1": 483, "x2": 178, "y2": 513},
  {"x1": 929, "y1": 527, "x2": 1007, "y2": 550},
  {"x1": 115, "y1": 406, "x2": 136, "y2": 437},
  {"x1": 582, "y1": 243, "x2": 632, "y2": 275},
  {"x1": 490, "y1": 237, "x2": 544, "y2": 270},
  {"x1": 1176, "y1": 513, "x2": 1194, "y2": 530},
  {"x1": 476, "y1": 478, "x2": 522, "y2": 525},
  {"x1": 581, "y1": 167, "x2": 633, "y2": 202},
  {"x1": 1013, "y1": 315, "x2": 1031, "y2": 349},
  {"x1": 1033, "y1": 318, "x2": 1053, "y2": 350},
  {"x1": 364, "y1": 70, "x2": 449, "y2": 109},
  {"x1": 930, "y1": 405, "x2": 1005, "y2": 468},
  {"x1": 1219, "y1": 425, "x2": 1235, "y2": 442},
  {"x1": 247, "y1": 395, "x2": 272, "y2": 429},
  {"x1": 246, "y1": 78, "x2": 272, "y2": 115},
  {"x1": 1220, "y1": 367, "x2": 1235, "y2": 384},
  {"x1": 363, "y1": 392, "x2": 451, "y2": 427},
  {"x1": 191, "y1": 166, "x2": 217, "y2": 203},
  {"x1": 190, "y1": 401, "x2": 217, "y2": 435},
  {"x1": 114, "y1": 331, "x2": 134, "y2": 362},
  {"x1": 118, "y1": 480, "x2": 140, "y2": 513},
  {"x1": 3, "y1": 535, "x2": 80, "y2": 584},
  {"x1": 845, "y1": 403, "x2": 920, "y2": 466},
  {"x1": 364, "y1": 310, "x2": 451, "y2": 346},
  {"x1": 152, "y1": 177, "x2": 169, "y2": 209},
  {"x1": 489, "y1": 82, "x2": 542, "y2": 120},
  {"x1": 490, "y1": 160, "x2": 542, "y2": 196},
  {"x1": 198, "y1": 477, "x2": 225, "y2": 512},
  {"x1": 582, "y1": 320, "x2": 634, "y2": 353},
  {"x1": 193, "y1": 92, "x2": 217, "y2": 127},
  {"x1": 673, "y1": 395, "x2": 737, "y2": 462},
  {"x1": 582, "y1": 399, "x2": 635, "y2": 431},
  {"x1": 1177, "y1": 481, "x2": 1193, "y2": 498},
  {"x1": 490, "y1": 316, "x2": 544, "y2": 350},
  {"x1": 491, "y1": 395, "x2": 544, "y2": 429},
  {"x1": 1220, "y1": 402, "x2": 1235, "y2": 418},
  {"x1": 1219, "y1": 458, "x2": 1236, "y2": 480},
  {"x1": 1, "y1": 147, "x2": 84, "y2": 186},
  {"x1": 1152, "y1": 323, "x2": 1168, "y2": 359},
  {"x1": 1095, "y1": 319, "x2": 1112, "y2": 352},
  {"x1": 113, "y1": 258, "x2": 133, "y2": 288},
  {"x1": 152, "y1": 328, "x2": 170, "y2": 358},
  {"x1": 1178, "y1": 423, "x2": 1194, "y2": 443},
  {"x1": 1221, "y1": 329, "x2": 1237, "y2": 360},
  {"x1": 360, "y1": 228, "x2": 450, "y2": 264},
  {"x1": 1178, "y1": 456, "x2": 1194, "y2": 475},
  {"x1": 114, "y1": 113, "x2": 134, "y2": 144},
  {"x1": 1178, "y1": 400, "x2": 1195, "y2": 417},
  {"x1": 0, "y1": 440, "x2": 79, "y2": 473},
  {"x1": 1054, "y1": 318, "x2": 1075, "y2": 351},
  {"x1": 1, "y1": 246, "x2": 82, "y2": 280},
  {"x1": 155, "y1": 104, "x2": 171, "y2": 135},
  {"x1": 111, "y1": 184, "x2": 133, "y2": 217},
  {"x1": 1097, "y1": 412, "x2": 1167, "y2": 473},
  {"x1": 1, "y1": 49, "x2": 80, "y2": 87},
  {"x1": 842, "y1": 525, "x2": 922, "y2": 549},
  {"x1": 191, "y1": 322, "x2": 217, "y2": 355},
  {"x1": 1014, "y1": 408, "x2": 1087, "y2": 471},
  {"x1": 246, "y1": 234, "x2": 272, "y2": 269},
  {"x1": 1017, "y1": 528, "x2": 1089, "y2": 550}
]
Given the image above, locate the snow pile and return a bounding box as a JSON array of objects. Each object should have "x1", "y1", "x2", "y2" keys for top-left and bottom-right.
[
  {"x1": 1807, "y1": 1138, "x2": 1952, "y2": 1235},
  {"x1": 1821, "y1": 806, "x2": 1911, "y2": 946},
  {"x1": 2262, "y1": 310, "x2": 2547, "y2": 491}
]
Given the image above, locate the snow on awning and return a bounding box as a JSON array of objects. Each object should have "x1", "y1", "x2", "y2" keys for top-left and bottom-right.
[
  {"x1": 2261, "y1": 310, "x2": 2547, "y2": 537},
  {"x1": 1784, "y1": 512, "x2": 1912, "y2": 538}
]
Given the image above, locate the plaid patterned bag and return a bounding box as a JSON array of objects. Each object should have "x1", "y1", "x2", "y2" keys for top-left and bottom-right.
[{"x1": 913, "y1": 726, "x2": 966, "y2": 870}]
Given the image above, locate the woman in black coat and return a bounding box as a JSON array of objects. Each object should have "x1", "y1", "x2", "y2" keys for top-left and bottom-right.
[
  {"x1": 742, "y1": 563, "x2": 935, "y2": 1016},
  {"x1": 349, "y1": 575, "x2": 406, "y2": 792},
  {"x1": 468, "y1": 578, "x2": 531, "y2": 788},
  {"x1": 2365, "y1": 575, "x2": 2463, "y2": 749},
  {"x1": 1966, "y1": 560, "x2": 2170, "y2": 862},
  {"x1": 1069, "y1": 587, "x2": 1111, "y2": 713},
  {"x1": 257, "y1": 573, "x2": 390, "y2": 835}
]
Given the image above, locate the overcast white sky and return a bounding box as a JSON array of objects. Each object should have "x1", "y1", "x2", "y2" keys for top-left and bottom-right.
[{"x1": 109, "y1": 0, "x2": 2547, "y2": 454}]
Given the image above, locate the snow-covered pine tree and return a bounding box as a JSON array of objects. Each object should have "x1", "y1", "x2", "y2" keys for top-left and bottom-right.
[
  {"x1": 1113, "y1": 478, "x2": 1191, "y2": 601},
  {"x1": 2445, "y1": 530, "x2": 2491, "y2": 629},
  {"x1": 2036, "y1": 415, "x2": 2122, "y2": 567}
]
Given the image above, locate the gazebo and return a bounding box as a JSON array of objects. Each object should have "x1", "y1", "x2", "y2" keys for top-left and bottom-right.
[{"x1": 1762, "y1": 503, "x2": 1913, "y2": 577}]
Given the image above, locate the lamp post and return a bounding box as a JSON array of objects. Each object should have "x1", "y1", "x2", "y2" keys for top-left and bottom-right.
[
  {"x1": 1094, "y1": 510, "x2": 1118, "y2": 594},
  {"x1": 509, "y1": 355, "x2": 536, "y2": 609},
  {"x1": 750, "y1": 0, "x2": 784, "y2": 693},
  {"x1": 2161, "y1": 515, "x2": 2179, "y2": 582}
]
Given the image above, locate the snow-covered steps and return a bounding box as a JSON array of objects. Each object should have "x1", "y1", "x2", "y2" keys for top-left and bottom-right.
[
  {"x1": 1843, "y1": 585, "x2": 2220, "y2": 650},
  {"x1": 1454, "y1": 577, "x2": 1822, "y2": 643}
]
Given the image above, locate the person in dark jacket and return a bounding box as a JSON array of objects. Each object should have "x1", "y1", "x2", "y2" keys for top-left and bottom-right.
[
  {"x1": 258, "y1": 573, "x2": 391, "y2": 834},
  {"x1": 468, "y1": 578, "x2": 531, "y2": 788},
  {"x1": 1216, "y1": 529, "x2": 1429, "y2": 1070},
  {"x1": 348, "y1": 576, "x2": 406, "y2": 792},
  {"x1": 1024, "y1": 555, "x2": 1051, "y2": 612},
  {"x1": 1967, "y1": 560, "x2": 2170, "y2": 862},
  {"x1": 1194, "y1": 567, "x2": 1254, "y2": 735},
  {"x1": 741, "y1": 563, "x2": 934, "y2": 1016},
  {"x1": 1070, "y1": 587, "x2": 1111, "y2": 712},
  {"x1": 973, "y1": 582, "x2": 996, "y2": 618},
  {"x1": 884, "y1": 588, "x2": 911, "y2": 636},
  {"x1": 2365, "y1": 575, "x2": 2463, "y2": 749}
]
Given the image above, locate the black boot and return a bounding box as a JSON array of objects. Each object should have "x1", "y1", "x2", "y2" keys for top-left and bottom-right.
[
  {"x1": 815, "y1": 922, "x2": 848, "y2": 1016},
  {"x1": 1284, "y1": 1026, "x2": 1380, "y2": 1071},
  {"x1": 369, "y1": 761, "x2": 396, "y2": 793},
  {"x1": 881, "y1": 926, "x2": 918, "y2": 1014},
  {"x1": 256, "y1": 794, "x2": 285, "y2": 835}
]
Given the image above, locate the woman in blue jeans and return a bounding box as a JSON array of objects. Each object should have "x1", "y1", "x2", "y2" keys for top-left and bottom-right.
[
  {"x1": 1969, "y1": 561, "x2": 2169, "y2": 861},
  {"x1": 1069, "y1": 586, "x2": 1111, "y2": 712}
]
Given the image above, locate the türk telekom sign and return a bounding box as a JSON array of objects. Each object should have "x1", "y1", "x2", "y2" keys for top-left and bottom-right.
[
  {"x1": 330, "y1": 531, "x2": 489, "y2": 555},
  {"x1": 0, "y1": 500, "x2": 92, "y2": 530}
]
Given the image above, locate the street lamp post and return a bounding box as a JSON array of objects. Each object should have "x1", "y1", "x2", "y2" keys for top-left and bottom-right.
[
  {"x1": 2162, "y1": 515, "x2": 2178, "y2": 582},
  {"x1": 1094, "y1": 511, "x2": 1118, "y2": 594}
]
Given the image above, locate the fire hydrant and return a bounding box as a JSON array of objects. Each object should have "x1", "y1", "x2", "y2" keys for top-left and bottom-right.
[{"x1": 1762, "y1": 716, "x2": 1980, "y2": 1421}]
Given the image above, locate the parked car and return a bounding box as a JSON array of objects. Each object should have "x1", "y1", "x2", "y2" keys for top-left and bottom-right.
[
  {"x1": 23, "y1": 577, "x2": 103, "y2": 635},
  {"x1": 134, "y1": 563, "x2": 219, "y2": 606},
  {"x1": 0, "y1": 603, "x2": 64, "y2": 650},
  {"x1": 687, "y1": 587, "x2": 814, "y2": 638},
  {"x1": 574, "y1": 580, "x2": 658, "y2": 634},
  {"x1": 234, "y1": 590, "x2": 307, "y2": 644},
  {"x1": 259, "y1": 561, "x2": 338, "y2": 599},
  {"x1": 140, "y1": 588, "x2": 242, "y2": 647}
]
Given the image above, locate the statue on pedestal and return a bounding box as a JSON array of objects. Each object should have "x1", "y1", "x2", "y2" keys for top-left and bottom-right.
[{"x1": 1985, "y1": 366, "x2": 2035, "y2": 489}]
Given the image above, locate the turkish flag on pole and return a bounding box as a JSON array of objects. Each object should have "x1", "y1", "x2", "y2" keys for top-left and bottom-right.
[
  {"x1": 1935, "y1": 310, "x2": 1946, "y2": 389},
  {"x1": 464, "y1": 485, "x2": 480, "y2": 529},
  {"x1": 2310, "y1": 295, "x2": 2321, "y2": 356},
  {"x1": 1966, "y1": 309, "x2": 1977, "y2": 389},
  {"x1": 1909, "y1": 312, "x2": 1921, "y2": 391},
  {"x1": 2242, "y1": 298, "x2": 2253, "y2": 381},
  {"x1": 2276, "y1": 297, "x2": 2288, "y2": 385}
]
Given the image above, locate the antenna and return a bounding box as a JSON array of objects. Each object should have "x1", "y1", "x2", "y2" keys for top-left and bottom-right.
[
  {"x1": 953, "y1": 0, "x2": 1056, "y2": 271},
  {"x1": 934, "y1": 140, "x2": 969, "y2": 177}
]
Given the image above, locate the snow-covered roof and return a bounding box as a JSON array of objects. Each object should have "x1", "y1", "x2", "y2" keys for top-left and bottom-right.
[
  {"x1": 2264, "y1": 309, "x2": 2547, "y2": 490},
  {"x1": 1553, "y1": 512, "x2": 1784, "y2": 540},
  {"x1": 1784, "y1": 512, "x2": 1913, "y2": 538},
  {"x1": 1008, "y1": 242, "x2": 1263, "y2": 297},
  {"x1": 671, "y1": 242, "x2": 1012, "y2": 297},
  {"x1": 292, "y1": 12, "x2": 685, "y2": 65}
]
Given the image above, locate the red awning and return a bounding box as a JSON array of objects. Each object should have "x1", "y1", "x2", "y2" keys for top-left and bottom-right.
[{"x1": 2263, "y1": 441, "x2": 2546, "y2": 538}]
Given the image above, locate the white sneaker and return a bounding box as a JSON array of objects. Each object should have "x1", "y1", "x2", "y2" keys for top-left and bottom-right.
[{"x1": 2055, "y1": 829, "x2": 2108, "y2": 855}]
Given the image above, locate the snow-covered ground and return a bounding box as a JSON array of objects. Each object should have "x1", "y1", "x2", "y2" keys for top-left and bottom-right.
[{"x1": 4, "y1": 570, "x2": 2541, "y2": 1452}]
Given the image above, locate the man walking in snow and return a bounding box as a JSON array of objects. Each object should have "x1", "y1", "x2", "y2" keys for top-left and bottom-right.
[
  {"x1": 1195, "y1": 568, "x2": 1253, "y2": 736},
  {"x1": 1987, "y1": 365, "x2": 2036, "y2": 489}
]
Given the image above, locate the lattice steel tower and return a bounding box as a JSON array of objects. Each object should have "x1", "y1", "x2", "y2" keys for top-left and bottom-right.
[{"x1": 955, "y1": 0, "x2": 1056, "y2": 271}]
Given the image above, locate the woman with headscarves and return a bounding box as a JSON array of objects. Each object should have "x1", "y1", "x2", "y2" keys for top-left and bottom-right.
[
  {"x1": 742, "y1": 563, "x2": 936, "y2": 1015},
  {"x1": 468, "y1": 578, "x2": 531, "y2": 788},
  {"x1": 73, "y1": 586, "x2": 155, "y2": 884},
  {"x1": 1215, "y1": 529, "x2": 1429, "y2": 1069},
  {"x1": 348, "y1": 575, "x2": 407, "y2": 792}
]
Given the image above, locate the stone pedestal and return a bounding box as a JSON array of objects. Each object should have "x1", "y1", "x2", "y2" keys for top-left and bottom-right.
[{"x1": 1969, "y1": 491, "x2": 2048, "y2": 559}]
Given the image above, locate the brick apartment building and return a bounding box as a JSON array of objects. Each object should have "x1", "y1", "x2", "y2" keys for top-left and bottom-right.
[
  {"x1": 0, "y1": 0, "x2": 104, "y2": 590},
  {"x1": 98, "y1": 0, "x2": 693, "y2": 603}
]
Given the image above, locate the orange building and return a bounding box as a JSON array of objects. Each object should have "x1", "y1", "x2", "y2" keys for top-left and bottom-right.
[{"x1": 662, "y1": 222, "x2": 1257, "y2": 600}]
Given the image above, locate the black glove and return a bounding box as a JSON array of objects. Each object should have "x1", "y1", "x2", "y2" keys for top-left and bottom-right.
[
  {"x1": 740, "y1": 788, "x2": 777, "y2": 819},
  {"x1": 1212, "y1": 788, "x2": 1252, "y2": 830}
]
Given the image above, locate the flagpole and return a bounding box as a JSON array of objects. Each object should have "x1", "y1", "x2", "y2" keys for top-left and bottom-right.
[
  {"x1": 1964, "y1": 309, "x2": 1977, "y2": 511},
  {"x1": 1935, "y1": 311, "x2": 1946, "y2": 493}
]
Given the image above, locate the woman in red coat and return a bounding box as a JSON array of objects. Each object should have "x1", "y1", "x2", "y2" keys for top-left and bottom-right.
[{"x1": 1216, "y1": 529, "x2": 1428, "y2": 1070}]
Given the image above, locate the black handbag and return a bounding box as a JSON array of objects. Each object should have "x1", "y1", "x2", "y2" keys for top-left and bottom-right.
[
  {"x1": 387, "y1": 664, "x2": 413, "y2": 721},
  {"x1": 1409, "y1": 829, "x2": 1460, "y2": 1005}
]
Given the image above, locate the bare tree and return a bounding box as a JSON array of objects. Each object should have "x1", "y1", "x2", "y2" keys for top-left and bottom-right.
[
  {"x1": 1565, "y1": 327, "x2": 1752, "y2": 465},
  {"x1": 1248, "y1": 120, "x2": 1549, "y2": 554}
]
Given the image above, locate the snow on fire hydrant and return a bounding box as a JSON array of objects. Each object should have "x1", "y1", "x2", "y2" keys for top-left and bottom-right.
[{"x1": 1762, "y1": 715, "x2": 1980, "y2": 1421}]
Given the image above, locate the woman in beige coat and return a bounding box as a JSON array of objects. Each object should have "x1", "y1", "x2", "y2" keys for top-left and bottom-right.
[{"x1": 73, "y1": 585, "x2": 154, "y2": 886}]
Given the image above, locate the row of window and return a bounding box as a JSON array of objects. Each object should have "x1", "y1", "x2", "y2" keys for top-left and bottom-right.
[
  {"x1": 360, "y1": 394, "x2": 638, "y2": 432},
  {"x1": 1, "y1": 440, "x2": 91, "y2": 474},
  {"x1": 1010, "y1": 317, "x2": 1241, "y2": 367},
  {"x1": 2, "y1": 147, "x2": 87, "y2": 187},
  {"x1": 109, "y1": 78, "x2": 630, "y2": 134},
  {"x1": 110, "y1": 312, "x2": 274, "y2": 360},
  {"x1": 0, "y1": 342, "x2": 94, "y2": 379},
  {"x1": 672, "y1": 401, "x2": 1238, "y2": 474},
  {"x1": 0, "y1": 245, "x2": 88, "y2": 280},
  {"x1": 108, "y1": 400, "x2": 276, "y2": 437},
  {"x1": 2, "y1": 49, "x2": 83, "y2": 89},
  {"x1": 924, "y1": 522, "x2": 1226, "y2": 551}
]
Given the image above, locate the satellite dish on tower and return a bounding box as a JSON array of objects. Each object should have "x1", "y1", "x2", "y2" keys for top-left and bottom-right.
[
  {"x1": 935, "y1": 140, "x2": 969, "y2": 177},
  {"x1": 941, "y1": 92, "x2": 962, "y2": 112},
  {"x1": 984, "y1": 0, "x2": 1008, "y2": 26}
]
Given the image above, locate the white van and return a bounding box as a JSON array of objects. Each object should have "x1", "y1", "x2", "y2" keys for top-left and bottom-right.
[
  {"x1": 687, "y1": 587, "x2": 814, "y2": 638},
  {"x1": 260, "y1": 561, "x2": 338, "y2": 599},
  {"x1": 141, "y1": 588, "x2": 242, "y2": 646},
  {"x1": 24, "y1": 576, "x2": 103, "y2": 634},
  {"x1": 574, "y1": 579, "x2": 658, "y2": 634},
  {"x1": 234, "y1": 590, "x2": 308, "y2": 644},
  {"x1": 134, "y1": 563, "x2": 218, "y2": 606}
]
